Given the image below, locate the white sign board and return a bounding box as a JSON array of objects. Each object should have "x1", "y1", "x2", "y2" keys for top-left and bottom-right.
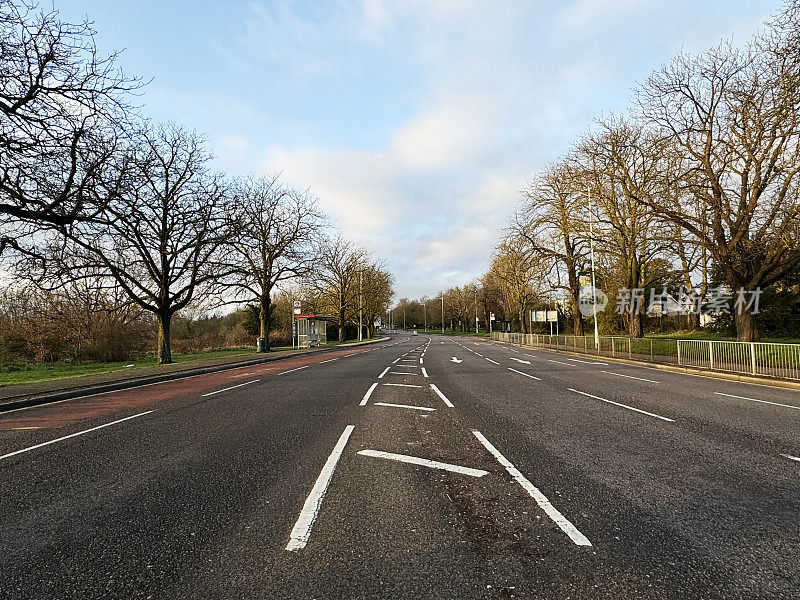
[
  {"x1": 490, "y1": 312, "x2": 495, "y2": 321},
  {"x1": 293, "y1": 300, "x2": 301, "y2": 308},
  {"x1": 531, "y1": 310, "x2": 557, "y2": 323}
]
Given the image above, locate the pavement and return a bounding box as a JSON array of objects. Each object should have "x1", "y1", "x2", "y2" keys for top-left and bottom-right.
[{"x1": 0, "y1": 333, "x2": 798, "y2": 599}]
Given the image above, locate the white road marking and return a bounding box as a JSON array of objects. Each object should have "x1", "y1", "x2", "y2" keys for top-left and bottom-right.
[
  {"x1": 567, "y1": 388, "x2": 674, "y2": 422},
  {"x1": 474, "y1": 353, "x2": 484, "y2": 357},
  {"x1": 567, "y1": 358, "x2": 608, "y2": 366},
  {"x1": 510, "y1": 357, "x2": 531, "y2": 364},
  {"x1": 202, "y1": 379, "x2": 260, "y2": 397},
  {"x1": 0, "y1": 411, "x2": 154, "y2": 461},
  {"x1": 714, "y1": 392, "x2": 800, "y2": 411},
  {"x1": 373, "y1": 402, "x2": 436, "y2": 411},
  {"x1": 389, "y1": 371, "x2": 416, "y2": 375},
  {"x1": 547, "y1": 359, "x2": 574, "y2": 366},
  {"x1": 357, "y1": 450, "x2": 488, "y2": 477},
  {"x1": 286, "y1": 425, "x2": 354, "y2": 551},
  {"x1": 600, "y1": 371, "x2": 659, "y2": 384},
  {"x1": 450, "y1": 357, "x2": 463, "y2": 363},
  {"x1": 422, "y1": 367, "x2": 429, "y2": 378},
  {"x1": 485, "y1": 358, "x2": 499, "y2": 365},
  {"x1": 378, "y1": 367, "x2": 390, "y2": 378},
  {"x1": 508, "y1": 368, "x2": 541, "y2": 380},
  {"x1": 420, "y1": 357, "x2": 424, "y2": 364},
  {"x1": 523, "y1": 354, "x2": 537, "y2": 359},
  {"x1": 430, "y1": 384, "x2": 455, "y2": 407},
  {"x1": 472, "y1": 430, "x2": 591, "y2": 547},
  {"x1": 360, "y1": 383, "x2": 379, "y2": 406},
  {"x1": 383, "y1": 383, "x2": 423, "y2": 388},
  {"x1": 781, "y1": 454, "x2": 800, "y2": 462},
  {"x1": 320, "y1": 358, "x2": 338, "y2": 363},
  {"x1": 278, "y1": 365, "x2": 309, "y2": 375},
  {"x1": 392, "y1": 357, "x2": 401, "y2": 364}
]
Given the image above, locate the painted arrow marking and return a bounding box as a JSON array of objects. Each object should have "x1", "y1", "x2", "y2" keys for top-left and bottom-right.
[
  {"x1": 510, "y1": 357, "x2": 531, "y2": 364},
  {"x1": 450, "y1": 357, "x2": 462, "y2": 363}
]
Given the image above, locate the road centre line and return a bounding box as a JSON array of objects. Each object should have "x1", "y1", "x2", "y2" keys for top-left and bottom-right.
[
  {"x1": 201, "y1": 379, "x2": 260, "y2": 397},
  {"x1": 420, "y1": 357, "x2": 424, "y2": 364},
  {"x1": 286, "y1": 425, "x2": 354, "y2": 551},
  {"x1": 373, "y1": 402, "x2": 436, "y2": 411},
  {"x1": 713, "y1": 392, "x2": 800, "y2": 410},
  {"x1": 567, "y1": 388, "x2": 674, "y2": 422},
  {"x1": 422, "y1": 367, "x2": 429, "y2": 378},
  {"x1": 781, "y1": 454, "x2": 800, "y2": 462},
  {"x1": 378, "y1": 367, "x2": 391, "y2": 378},
  {"x1": 430, "y1": 384, "x2": 455, "y2": 407},
  {"x1": 0, "y1": 411, "x2": 154, "y2": 462},
  {"x1": 474, "y1": 353, "x2": 484, "y2": 357},
  {"x1": 548, "y1": 359, "x2": 574, "y2": 366},
  {"x1": 357, "y1": 449, "x2": 487, "y2": 477},
  {"x1": 508, "y1": 368, "x2": 541, "y2": 380},
  {"x1": 278, "y1": 366, "x2": 309, "y2": 375},
  {"x1": 600, "y1": 371, "x2": 659, "y2": 384},
  {"x1": 485, "y1": 358, "x2": 499, "y2": 365},
  {"x1": 383, "y1": 383, "x2": 423, "y2": 388},
  {"x1": 472, "y1": 430, "x2": 591, "y2": 547},
  {"x1": 360, "y1": 383, "x2": 379, "y2": 406}
]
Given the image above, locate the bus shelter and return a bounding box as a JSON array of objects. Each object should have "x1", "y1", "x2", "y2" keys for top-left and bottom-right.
[{"x1": 295, "y1": 315, "x2": 330, "y2": 348}]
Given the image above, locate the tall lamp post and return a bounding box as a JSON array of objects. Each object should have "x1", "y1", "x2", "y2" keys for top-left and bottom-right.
[
  {"x1": 474, "y1": 290, "x2": 479, "y2": 334},
  {"x1": 587, "y1": 186, "x2": 600, "y2": 349},
  {"x1": 441, "y1": 294, "x2": 445, "y2": 334},
  {"x1": 424, "y1": 299, "x2": 427, "y2": 333},
  {"x1": 358, "y1": 269, "x2": 363, "y2": 342}
]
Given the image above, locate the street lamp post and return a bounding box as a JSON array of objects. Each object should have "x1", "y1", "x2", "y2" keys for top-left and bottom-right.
[
  {"x1": 588, "y1": 186, "x2": 600, "y2": 349},
  {"x1": 424, "y1": 300, "x2": 427, "y2": 333},
  {"x1": 358, "y1": 269, "x2": 363, "y2": 342},
  {"x1": 441, "y1": 295, "x2": 444, "y2": 334},
  {"x1": 475, "y1": 290, "x2": 478, "y2": 334}
]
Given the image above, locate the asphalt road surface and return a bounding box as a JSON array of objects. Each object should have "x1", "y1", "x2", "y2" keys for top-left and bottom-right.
[{"x1": 1, "y1": 334, "x2": 799, "y2": 599}]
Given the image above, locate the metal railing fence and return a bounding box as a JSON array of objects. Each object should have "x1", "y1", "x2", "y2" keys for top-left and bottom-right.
[{"x1": 491, "y1": 332, "x2": 800, "y2": 381}]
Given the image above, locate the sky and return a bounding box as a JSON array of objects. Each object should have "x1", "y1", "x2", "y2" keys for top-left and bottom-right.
[{"x1": 56, "y1": 0, "x2": 780, "y2": 300}]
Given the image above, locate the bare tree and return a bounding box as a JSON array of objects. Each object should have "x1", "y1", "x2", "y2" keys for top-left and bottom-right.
[
  {"x1": 0, "y1": 0, "x2": 140, "y2": 255},
  {"x1": 61, "y1": 124, "x2": 231, "y2": 363},
  {"x1": 490, "y1": 236, "x2": 545, "y2": 334},
  {"x1": 224, "y1": 175, "x2": 324, "y2": 351}
]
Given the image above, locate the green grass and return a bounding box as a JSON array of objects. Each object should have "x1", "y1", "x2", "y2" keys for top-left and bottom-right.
[{"x1": 0, "y1": 346, "x2": 262, "y2": 388}]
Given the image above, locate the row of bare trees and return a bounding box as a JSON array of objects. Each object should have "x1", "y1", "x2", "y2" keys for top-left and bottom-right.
[
  {"x1": 491, "y1": 2, "x2": 800, "y2": 342},
  {"x1": 0, "y1": 1, "x2": 393, "y2": 365}
]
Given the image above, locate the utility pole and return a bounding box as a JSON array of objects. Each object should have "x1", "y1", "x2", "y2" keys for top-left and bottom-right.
[
  {"x1": 475, "y1": 290, "x2": 478, "y2": 334},
  {"x1": 588, "y1": 186, "x2": 600, "y2": 349},
  {"x1": 403, "y1": 307, "x2": 406, "y2": 330},
  {"x1": 358, "y1": 269, "x2": 363, "y2": 342},
  {"x1": 424, "y1": 300, "x2": 427, "y2": 333},
  {"x1": 441, "y1": 294, "x2": 444, "y2": 334}
]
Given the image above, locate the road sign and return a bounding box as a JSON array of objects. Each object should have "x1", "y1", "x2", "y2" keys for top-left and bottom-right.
[
  {"x1": 490, "y1": 312, "x2": 495, "y2": 321},
  {"x1": 293, "y1": 307, "x2": 301, "y2": 315}
]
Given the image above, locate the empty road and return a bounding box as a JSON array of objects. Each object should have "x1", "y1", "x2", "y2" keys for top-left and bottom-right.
[{"x1": 1, "y1": 334, "x2": 798, "y2": 599}]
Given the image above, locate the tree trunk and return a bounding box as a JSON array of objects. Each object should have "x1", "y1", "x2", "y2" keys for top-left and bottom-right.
[
  {"x1": 735, "y1": 307, "x2": 759, "y2": 342},
  {"x1": 519, "y1": 309, "x2": 527, "y2": 334},
  {"x1": 629, "y1": 310, "x2": 644, "y2": 338},
  {"x1": 156, "y1": 311, "x2": 173, "y2": 364},
  {"x1": 339, "y1": 306, "x2": 345, "y2": 342},
  {"x1": 259, "y1": 294, "x2": 271, "y2": 351},
  {"x1": 570, "y1": 286, "x2": 584, "y2": 336},
  {"x1": 685, "y1": 310, "x2": 700, "y2": 330}
]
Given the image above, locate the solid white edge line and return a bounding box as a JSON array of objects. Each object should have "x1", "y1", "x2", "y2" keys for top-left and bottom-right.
[
  {"x1": 567, "y1": 358, "x2": 609, "y2": 365},
  {"x1": 567, "y1": 388, "x2": 674, "y2": 422},
  {"x1": 472, "y1": 430, "x2": 591, "y2": 546},
  {"x1": 430, "y1": 383, "x2": 455, "y2": 407},
  {"x1": 286, "y1": 424, "x2": 355, "y2": 551},
  {"x1": 600, "y1": 371, "x2": 659, "y2": 384},
  {"x1": 357, "y1": 449, "x2": 487, "y2": 477},
  {"x1": 0, "y1": 411, "x2": 154, "y2": 461},
  {"x1": 378, "y1": 367, "x2": 391, "y2": 378},
  {"x1": 201, "y1": 379, "x2": 260, "y2": 397},
  {"x1": 507, "y1": 368, "x2": 541, "y2": 380},
  {"x1": 278, "y1": 365, "x2": 309, "y2": 375},
  {"x1": 714, "y1": 392, "x2": 800, "y2": 411},
  {"x1": 485, "y1": 358, "x2": 499, "y2": 365},
  {"x1": 422, "y1": 367, "x2": 429, "y2": 378},
  {"x1": 360, "y1": 382, "x2": 378, "y2": 406},
  {"x1": 781, "y1": 453, "x2": 800, "y2": 462},
  {"x1": 548, "y1": 359, "x2": 574, "y2": 366},
  {"x1": 373, "y1": 402, "x2": 436, "y2": 411}
]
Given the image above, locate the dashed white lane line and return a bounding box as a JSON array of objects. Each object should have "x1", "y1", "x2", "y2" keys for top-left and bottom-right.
[
  {"x1": 378, "y1": 367, "x2": 391, "y2": 378},
  {"x1": 420, "y1": 357, "x2": 424, "y2": 364},
  {"x1": 202, "y1": 379, "x2": 260, "y2": 397},
  {"x1": 714, "y1": 392, "x2": 800, "y2": 411},
  {"x1": 278, "y1": 365, "x2": 309, "y2": 375},
  {"x1": 474, "y1": 353, "x2": 484, "y2": 357},
  {"x1": 286, "y1": 425, "x2": 354, "y2": 551},
  {"x1": 485, "y1": 358, "x2": 500, "y2": 365},
  {"x1": 430, "y1": 384, "x2": 455, "y2": 407},
  {"x1": 0, "y1": 411, "x2": 154, "y2": 461},
  {"x1": 508, "y1": 368, "x2": 541, "y2": 380},
  {"x1": 373, "y1": 402, "x2": 436, "y2": 412},
  {"x1": 383, "y1": 383, "x2": 424, "y2": 388},
  {"x1": 567, "y1": 358, "x2": 608, "y2": 366},
  {"x1": 392, "y1": 357, "x2": 401, "y2": 364},
  {"x1": 389, "y1": 371, "x2": 416, "y2": 375},
  {"x1": 548, "y1": 359, "x2": 574, "y2": 366},
  {"x1": 600, "y1": 371, "x2": 659, "y2": 384},
  {"x1": 360, "y1": 383, "x2": 379, "y2": 406},
  {"x1": 357, "y1": 449, "x2": 488, "y2": 477},
  {"x1": 421, "y1": 367, "x2": 429, "y2": 378},
  {"x1": 510, "y1": 357, "x2": 531, "y2": 364},
  {"x1": 567, "y1": 388, "x2": 674, "y2": 422},
  {"x1": 781, "y1": 454, "x2": 800, "y2": 462},
  {"x1": 472, "y1": 430, "x2": 592, "y2": 547}
]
